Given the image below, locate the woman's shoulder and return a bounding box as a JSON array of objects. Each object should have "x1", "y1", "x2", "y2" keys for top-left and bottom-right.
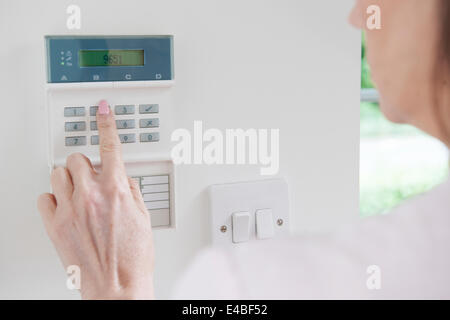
[
  {"x1": 390, "y1": 177, "x2": 450, "y2": 216},
  {"x1": 359, "y1": 177, "x2": 450, "y2": 235},
  {"x1": 332, "y1": 177, "x2": 450, "y2": 255}
]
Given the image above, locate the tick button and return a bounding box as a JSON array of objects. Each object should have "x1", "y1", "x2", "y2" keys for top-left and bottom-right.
[{"x1": 139, "y1": 104, "x2": 159, "y2": 114}]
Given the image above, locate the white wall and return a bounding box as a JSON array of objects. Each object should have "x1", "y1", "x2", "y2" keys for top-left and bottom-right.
[{"x1": 0, "y1": 0, "x2": 360, "y2": 299}]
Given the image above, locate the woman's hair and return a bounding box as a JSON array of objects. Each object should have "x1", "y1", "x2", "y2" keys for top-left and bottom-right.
[
  {"x1": 443, "y1": 0, "x2": 450, "y2": 63},
  {"x1": 435, "y1": 0, "x2": 450, "y2": 144}
]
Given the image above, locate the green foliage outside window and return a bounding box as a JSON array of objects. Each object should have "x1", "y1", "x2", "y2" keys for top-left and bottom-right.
[{"x1": 361, "y1": 33, "x2": 374, "y2": 89}]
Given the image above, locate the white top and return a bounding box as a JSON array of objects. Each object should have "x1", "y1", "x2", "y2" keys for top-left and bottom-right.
[{"x1": 173, "y1": 178, "x2": 450, "y2": 299}]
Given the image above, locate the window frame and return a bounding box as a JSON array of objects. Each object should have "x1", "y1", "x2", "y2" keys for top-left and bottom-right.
[{"x1": 360, "y1": 88, "x2": 379, "y2": 102}]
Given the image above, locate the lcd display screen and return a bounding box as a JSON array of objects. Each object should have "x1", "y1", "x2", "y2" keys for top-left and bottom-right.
[{"x1": 79, "y1": 49, "x2": 144, "y2": 67}]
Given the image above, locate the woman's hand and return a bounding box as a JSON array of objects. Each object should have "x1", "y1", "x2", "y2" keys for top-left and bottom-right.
[{"x1": 37, "y1": 100, "x2": 154, "y2": 299}]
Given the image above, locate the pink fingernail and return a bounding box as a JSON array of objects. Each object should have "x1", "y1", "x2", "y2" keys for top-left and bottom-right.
[{"x1": 98, "y1": 100, "x2": 110, "y2": 115}]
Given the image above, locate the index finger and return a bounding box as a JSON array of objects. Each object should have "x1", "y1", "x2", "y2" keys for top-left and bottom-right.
[{"x1": 96, "y1": 99, "x2": 125, "y2": 175}]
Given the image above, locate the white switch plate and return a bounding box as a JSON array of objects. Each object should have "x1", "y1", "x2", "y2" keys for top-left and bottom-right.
[{"x1": 208, "y1": 179, "x2": 290, "y2": 246}]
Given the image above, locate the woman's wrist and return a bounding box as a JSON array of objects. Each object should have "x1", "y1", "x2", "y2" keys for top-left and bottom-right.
[{"x1": 81, "y1": 278, "x2": 155, "y2": 300}]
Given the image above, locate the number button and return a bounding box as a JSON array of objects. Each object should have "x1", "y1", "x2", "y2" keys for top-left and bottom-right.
[
  {"x1": 90, "y1": 121, "x2": 98, "y2": 131},
  {"x1": 92, "y1": 120, "x2": 135, "y2": 130},
  {"x1": 65, "y1": 121, "x2": 86, "y2": 132},
  {"x1": 119, "y1": 133, "x2": 136, "y2": 144},
  {"x1": 90, "y1": 106, "x2": 99, "y2": 116},
  {"x1": 140, "y1": 132, "x2": 160, "y2": 142},
  {"x1": 139, "y1": 118, "x2": 159, "y2": 128},
  {"x1": 91, "y1": 135, "x2": 99, "y2": 145},
  {"x1": 116, "y1": 119, "x2": 135, "y2": 129},
  {"x1": 64, "y1": 107, "x2": 85, "y2": 117},
  {"x1": 139, "y1": 104, "x2": 159, "y2": 114},
  {"x1": 65, "y1": 136, "x2": 86, "y2": 146},
  {"x1": 115, "y1": 105, "x2": 135, "y2": 115}
]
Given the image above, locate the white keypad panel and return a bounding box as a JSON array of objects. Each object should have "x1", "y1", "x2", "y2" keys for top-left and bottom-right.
[
  {"x1": 132, "y1": 174, "x2": 170, "y2": 228},
  {"x1": 63, "y1": 104, "x2": 160, "y2": 147}
]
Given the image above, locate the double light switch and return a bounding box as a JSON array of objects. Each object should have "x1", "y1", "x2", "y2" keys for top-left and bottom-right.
[
  {"x1": 209, "y1": 179, "x2": 289, "y2": 246},
  {"x1": 232, "y1": 209, "x2": 275, "y2": 243}
]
